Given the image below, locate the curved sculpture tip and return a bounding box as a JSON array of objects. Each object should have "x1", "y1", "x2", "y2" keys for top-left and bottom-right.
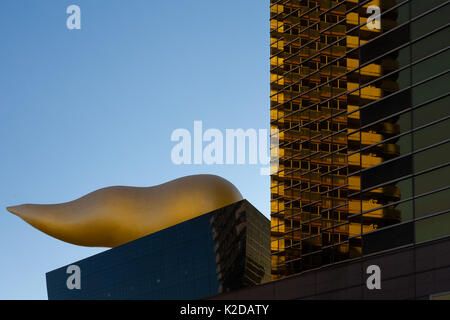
[
  {"x1": 7, "y1": 206, "x2": 23, "y2": 216},
  {"x1": 6, "y1": 174, "x2": 243, "y2": 248}
]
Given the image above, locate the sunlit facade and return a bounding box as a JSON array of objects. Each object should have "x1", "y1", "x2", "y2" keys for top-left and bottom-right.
[{"x1": 270, "y1": 0, "x2": 450, "y2": 279}]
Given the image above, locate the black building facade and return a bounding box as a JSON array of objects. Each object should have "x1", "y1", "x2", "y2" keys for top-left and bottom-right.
[
  {"x1": 46, "y1": 200, "x2": 270, "y2": 300},
  {"x1": 211, "y1": 235, "x2": 450, "y2": 300}
]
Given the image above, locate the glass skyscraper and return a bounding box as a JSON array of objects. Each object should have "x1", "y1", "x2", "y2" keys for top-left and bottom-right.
[{"x1": 270, "y1": 0, "x2": 449, "y2": 279}]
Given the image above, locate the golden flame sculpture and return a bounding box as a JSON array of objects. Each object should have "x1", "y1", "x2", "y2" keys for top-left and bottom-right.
[{"x1": 6, "y1": 174, "x2": 243, "y2": 247}]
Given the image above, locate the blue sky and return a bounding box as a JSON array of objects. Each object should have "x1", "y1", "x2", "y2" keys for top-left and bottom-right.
[{"x1": 0, "y1": 1, "x2": 269, "y2": 299}]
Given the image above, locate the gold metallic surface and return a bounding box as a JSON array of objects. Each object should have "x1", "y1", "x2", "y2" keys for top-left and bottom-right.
[{"x1": 6, "y1": 174, "x2": 243, "y2": 247}]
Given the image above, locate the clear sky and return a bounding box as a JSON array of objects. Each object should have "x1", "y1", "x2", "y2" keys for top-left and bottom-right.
[{"x1": 0, "y1": 1, "x2": 269, "y2": 299}]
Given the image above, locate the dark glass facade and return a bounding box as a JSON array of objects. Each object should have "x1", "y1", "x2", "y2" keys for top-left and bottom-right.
[
  {"x1": 46, "y1": 200, "x2": 270, "y2": 300},
  {"x1": 270, "y1": 0, "x2": 450, "y2": 279},
  {"x1": 211, "y1": 236, "x2": 450, "y2": 300}
]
